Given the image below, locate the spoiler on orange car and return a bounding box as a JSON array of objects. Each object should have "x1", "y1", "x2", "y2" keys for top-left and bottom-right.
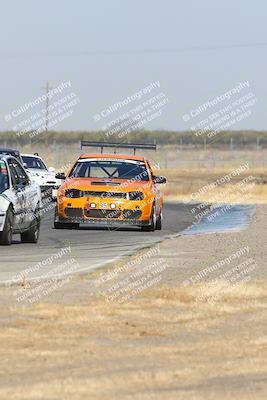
[{"x1": 80, "y1": 141, "x2": 157, "y2": 155}]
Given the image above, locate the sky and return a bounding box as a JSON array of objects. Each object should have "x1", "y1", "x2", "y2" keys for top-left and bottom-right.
[{"x1": 0, "y1": 0, "x2": 267, "y2": 132}]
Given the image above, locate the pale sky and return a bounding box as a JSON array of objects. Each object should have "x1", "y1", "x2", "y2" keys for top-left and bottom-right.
[{"x1": 0, "y1": 0, "x2": 266, "y2": 131}]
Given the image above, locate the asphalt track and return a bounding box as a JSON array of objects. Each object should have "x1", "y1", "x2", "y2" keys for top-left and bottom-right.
[{"x1": 0, "y1": 202, "x2": 196, "y2": 283}]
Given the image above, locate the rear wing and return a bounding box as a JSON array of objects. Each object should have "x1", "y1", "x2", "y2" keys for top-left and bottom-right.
[{"x1": 80, "y1": 141, "x2": 157, "y2": 155}]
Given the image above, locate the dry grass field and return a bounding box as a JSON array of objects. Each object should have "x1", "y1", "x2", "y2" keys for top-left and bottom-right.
[
  {"x1": 161, "y1": 166, "x2": 267, "y2": 203},
  {"x1": 1, "y1": 201, "x2": 267, "y2": 399},
  {"x1": 1, "y1": 281, "x2": 267, "y2": 400}
]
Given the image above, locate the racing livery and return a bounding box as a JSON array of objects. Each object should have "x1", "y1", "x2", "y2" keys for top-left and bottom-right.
[
  {"x1": 0, "y1": 155, "x2": 42, "y2": 245},
  {"x1": 54, "y1": 142, "x2": 166, "y2": 231}
]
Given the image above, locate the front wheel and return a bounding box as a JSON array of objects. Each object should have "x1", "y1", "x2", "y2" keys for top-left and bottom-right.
[
  {"x1": 21, "y1": 206, "x2": 40, "y2": 244},
  {"x1": 0, "y1": 208, "x2": 14, "y2": 245},
  {"x1": 156, "y1": 210, "x2": 162, "y2": 230},
  {"x1": 141, "y1": 205, "x2": 156, "y2": 232}
]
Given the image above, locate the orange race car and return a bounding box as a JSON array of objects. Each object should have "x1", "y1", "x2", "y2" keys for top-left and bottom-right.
[{"x1": 54, "y1": 142, "x2": 166, "y2": 231}]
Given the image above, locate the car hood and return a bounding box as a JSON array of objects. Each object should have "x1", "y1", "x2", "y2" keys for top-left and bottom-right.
[
  {"x1": 62, "y1": 178, "x2": 152, "y2": 192},
  {"x1": 28, "y1": 169, "x2": 54, "y2": 176}
]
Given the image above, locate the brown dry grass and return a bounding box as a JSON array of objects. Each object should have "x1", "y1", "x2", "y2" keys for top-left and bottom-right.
[
  {"x1": 160, "y1": 166, "x2": 267, "y2": 204},
  {"x1": 1, "y1": 281, "x2": 267, "y2": 399}
]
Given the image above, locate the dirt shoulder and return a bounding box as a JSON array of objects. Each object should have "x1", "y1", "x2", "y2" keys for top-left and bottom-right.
[{"x1": 0, "y1": 206, "x2": 267, "y2": 400}]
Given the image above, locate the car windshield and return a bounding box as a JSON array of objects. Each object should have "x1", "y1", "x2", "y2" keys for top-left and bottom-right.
[
  {"x1": 0, "y1": 160, "x2": 9, "y2": 194},
  {"x1": 22, "y1": 156, "x2": 47, "y2": 170},
  {"x1": 70, "y1": 159, "x2": 149, "y2": 181}
]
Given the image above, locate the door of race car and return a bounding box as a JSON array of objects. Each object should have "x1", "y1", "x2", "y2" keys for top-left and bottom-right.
[{"x1": 7, "y1": 159, "x2": 28, "y2": 231}]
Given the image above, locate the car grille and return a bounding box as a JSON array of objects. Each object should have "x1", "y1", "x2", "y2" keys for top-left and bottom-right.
[
  {"x1": 84, "y1": 209, "x2": 142, "y2": 220},
  {"x1": 65, "y1": 208, "x2": 83, "y2": 218},
  {"x1": 85, "y1": 209, "x2": 121, "y2": 219},
  {"x1": 65, "y1": 189, "x2": 145, "y2": 201}
]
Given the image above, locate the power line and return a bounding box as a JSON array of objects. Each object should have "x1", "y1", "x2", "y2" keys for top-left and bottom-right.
[{"x1": 2, "y1": 41, "x2": 267, "y2": 58}]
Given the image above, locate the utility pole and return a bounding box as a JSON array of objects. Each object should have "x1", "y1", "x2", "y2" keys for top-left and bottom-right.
[
  {"x1": 42, "y1": 81, "x2": 51, "y2": 147},
  {"x1": 230, "y1": 137, "x2": 234, "y2": 151},
  {"x1": 45, "y1": 82, "x2": 50, "y2": 135},
  {"x1": 256, "y1": 137, "x2": 260, "y2": 151}
]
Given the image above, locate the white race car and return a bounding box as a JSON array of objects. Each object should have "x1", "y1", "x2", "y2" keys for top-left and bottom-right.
[
  {"x1": 0, "y1": 155, "x2": 42, "y2": 245},
  {"x1": 21, "y1": 153, "x2": 61, "y2": 199}
]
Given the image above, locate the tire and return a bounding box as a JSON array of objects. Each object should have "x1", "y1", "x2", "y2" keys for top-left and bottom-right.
[
  {"x1": 156, "y1": 210, "x2": 162, "y2": 230},
  {"x1": 21, "y1": 205, "x2": 40, "y2": 244},
  {"x1": 0, "y1": 207, "x2": 14, "y2": 245},
  {"x1": 54, "y1": 206, "x2": 64, "y2": 229},
  {"x1": 141, "y1": 205, "x2": 156, "y2": 232}
]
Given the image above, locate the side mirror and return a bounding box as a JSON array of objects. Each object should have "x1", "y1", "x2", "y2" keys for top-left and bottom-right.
[
  {"x1": 55, "y1": 172, "x2": 66, "y2": 180},
  {"x1": 49, "y1": 167, "x2": 55, "y2": 172},
  {"x1": 153, "y1": 176, "x2": 167, "y2": 184},
  {"x1": 23, "y1": 162, "x2": 28, "y2": 168}
]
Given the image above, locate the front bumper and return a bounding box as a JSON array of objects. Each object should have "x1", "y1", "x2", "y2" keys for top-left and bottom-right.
[
  {"x1": 55, "y1": 202, "x2": 152, "y2": 227},
  {"x1": 58, "y1": 194, "x2": 153, "y2": 220},
  {"x1": 55, "y1": 214, "x2": 150, "y2": 227}
]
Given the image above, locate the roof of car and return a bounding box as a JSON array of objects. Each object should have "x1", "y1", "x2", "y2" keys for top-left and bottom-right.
[
  {"x1": 21, "y1": 153, "x2": 41, "y2": 158},
  {"x1": 0, "y1": 147, "x2": 20, "y2": 153},
  {"x1": 0, "y1": 154, "x2": 16, "y2": 161},
  {"x1": 79, "y1": 153, "x2": 146, "y2": 161}
]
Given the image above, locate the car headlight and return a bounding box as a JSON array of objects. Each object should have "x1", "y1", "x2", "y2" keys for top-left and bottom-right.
[
  {"x1": 128, "y1": 191, "x2": 144, "y2": 201},
  {"x1": 65, "y1": 189, "x2": 81, "y2": 198}
]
